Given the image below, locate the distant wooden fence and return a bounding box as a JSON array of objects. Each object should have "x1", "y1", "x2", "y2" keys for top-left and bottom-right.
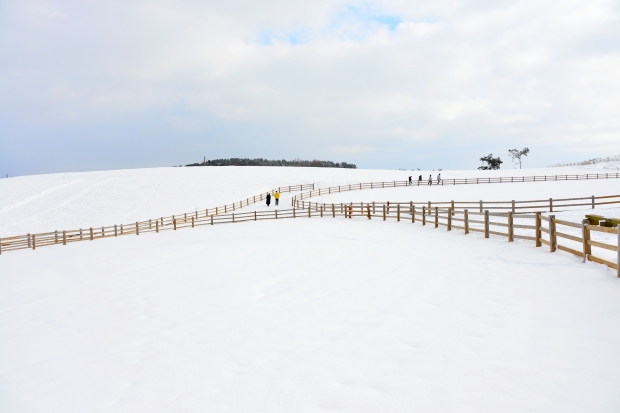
[
  {"x1": 291, "y1": 172, "x2": 620, "y2": 204},
  {"x1": 296, "y1": 194, "x2": 620, "y2": 214},
  {"x1": 1, "y1": 195, "x2": 618, "y2": 277}
]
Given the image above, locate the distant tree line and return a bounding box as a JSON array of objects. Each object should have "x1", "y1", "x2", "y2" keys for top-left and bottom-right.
[{"x1": 186, "y1": 158, "x2": 357, "y2": 169}]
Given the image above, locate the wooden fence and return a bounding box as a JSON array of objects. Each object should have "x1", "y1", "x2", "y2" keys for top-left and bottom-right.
[
  {"x1": 2, "y1": 195, "x2": 618, "y2": 278},
  {"x1": 295, "y1": 194, "x2": 620, "y2": 214},
  {"x1": 1, "y1": 173, "x2": 619, "y2": 278},
  {"x1": 291, "y1": 172, "x2": 620, "y2": 204}
]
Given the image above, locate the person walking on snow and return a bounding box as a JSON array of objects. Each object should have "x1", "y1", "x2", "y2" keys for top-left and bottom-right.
[
  {"x1": 274, "y1": 191, "x2": 280, "y2": 206},
  {"x1": 266, "y1": 192, "x2": 271, "y2": 207},
  {"x1": 418, "y1": 175, "x2": 422, "y2": 184},
  {"x1": 428, "y1": 175, "x2": 433, "y2": 185},
  {"x1": 408, "y1": 176, "x2": 412, "y2": 186},
  {"x1": 437, "y1": 173, "x2": 441, "y2": 185}
]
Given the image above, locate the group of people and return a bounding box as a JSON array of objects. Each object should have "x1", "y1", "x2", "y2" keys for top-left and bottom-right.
[
  {"x1": 408, "y1": 173, "x2": 442, "y2": 185},
  {"x1": 266, "y1": 173, "x2": 443, "y2": 208},
  {"x1": 265, "y1": 191, "x2": 280, "y2": 206}
]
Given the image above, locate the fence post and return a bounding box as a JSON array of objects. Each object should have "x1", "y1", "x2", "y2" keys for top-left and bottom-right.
[
  {"x1": 233, "y1": 213, "x2": 235, "y2": 223},
  {"x1": 174, "y1": 219, "x2": 177, "y2": 230},
  {"x1": 549, "y1": 198, "x2": 553, "y2": 212},
  {"x1": 511, "y1": 200, "x2": 515, "y2": 214},
  {"x1": 383, "y1": 205, "x2": 386, "y2": 221},
  {"x1": 367, "y1": 205, "x2": 371, "y2": 219},
  {"x1": 617, "y1": 226, "x2": 619, "y2": 277},
  {"x1": 255, "y1": 211, "x2": 257, "y2": 221},
  {"x1": 63, "y1": 230, "x2": 66, "y2": 245},
  {"x1": 275, "y1": 210, "x2": 278, "y2": 219},
  {"x1": 373, "y1": 201, "x2": 375, "y2": 214},
  {"x1": 549, "y1": 215, "x2": 556, "y2": 252},
  {"x1": 428, "y1": 201, "x2": 431, "y2": 215},
  {"x1": 447, "y1": 208, "x2": 452, "y2": 231},
  {"x1": 434, "y1": 207, "x2": 439, "y2": 228},
  {"x1": 136, "y1": 222, "x2": 139, "y2": 235},
  {"x1": 90, "y1": 228, "x2": 93, "y2": 240},
  {"x1": 592, "y1": 195, "x2": 595, "y2": 209},
  {"x1": 156, "y1": 220, "x2": 159, "y2": 233},
  {"x1": 479, "y1": 200, "x2": 483, "y2": 213},
  {"x1": 422, "y1": 207, "x2": 426, "y2": 225},
  {"x1": 451, "y1": 200, "x2": 454, "y2": 215},
  {"x1": 508, "y1": 212, "x2": 514, "y2": 242},
  {"x1": 102, "y1": 227, "x2": 105, "y2": 237},
  {"x1": 115, "y1": 225, "x2": 118, "y2": 237},
  {"x1": 484, "y1": 210, "x2": 489, "y2": 238},
  {"x1": 211, "y1": 216, "x2": 214, "y2": 225},
  {"x1": 464, "y1": 209, "x2": 469, "y2": 234},
  {"x1": 411, "y1": 203, "x2": 415, "y2": 223},
  {"x1": 55, "y1": 230, "x2": 58, "y2": 244},
  {"x1": 332, "y1": 204, "x2": 335, "y2": 218},
  {"x1": 192, "y1": 217, "x2": 195, "y2": 228},
  {"x1": 80, "y1": 229, "x2": 83, "y2": 240},
  {"x1": 581, "y1": 219, "x2": 590, "y2": 263},
  {"x1": 32, "y1": 235, "x2": 36, "y2": 250},
  {"x1": 308, "y1": 206, "x2": 311, "y2": 218},
  {"x1": 28, "y1": 233, "x2": 31, "y2": 248},
  {"x1": 535, "y1": 213, "x2": 542, "y2": 247},
  {"x1": 397, "y1": 204, "x2": 400, "y2": 222}
]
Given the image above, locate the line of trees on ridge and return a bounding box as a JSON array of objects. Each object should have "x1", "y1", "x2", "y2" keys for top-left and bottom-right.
[{"x1": 186, "y1": 158, "x2": 357, "y2": 169}]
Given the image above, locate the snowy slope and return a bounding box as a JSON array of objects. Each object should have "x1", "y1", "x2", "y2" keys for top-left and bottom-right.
[
  {"x1": 2, "y1": 165, "x2": 620, "y2": 412},
  {"x1": 2, "y1": 218, "x2": 620, "y2": 412},
  {"x1": 1, "y1": 165, "x2": 619, "y2": 236}
]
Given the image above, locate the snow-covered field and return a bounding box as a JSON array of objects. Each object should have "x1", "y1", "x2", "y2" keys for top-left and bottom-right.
[
  {"x1": 1, "y1": 164, "x2": 619, "y2": 236},
  {"x1": 1, "y1": 164, "x2": 620, "y2": 412}
]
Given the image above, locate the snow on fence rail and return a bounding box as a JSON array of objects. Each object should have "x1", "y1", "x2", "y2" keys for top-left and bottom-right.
[
  {"x1": 291, "y1": 172, "x2": 620, "y2": 203},
  {"x1": 1, "y1": 195, "x2": 618, "y2": 278}
]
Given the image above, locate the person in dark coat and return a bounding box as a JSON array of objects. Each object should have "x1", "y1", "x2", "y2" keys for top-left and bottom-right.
[
  {"x1": 266, "y1": 192, "x2": 271, "y2": 206},
  {"x1": 408, "y1": 176, "x2": 412, "y2": 186}
]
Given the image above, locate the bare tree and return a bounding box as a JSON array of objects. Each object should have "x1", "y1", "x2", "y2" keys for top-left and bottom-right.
[{"x1": 508, "y1": 147, "x2": 530, "y2": 169}]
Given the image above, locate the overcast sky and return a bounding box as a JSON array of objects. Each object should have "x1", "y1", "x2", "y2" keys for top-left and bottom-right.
[{"x1": 1, "y1": 0, "x2": 619, "y2": 175}]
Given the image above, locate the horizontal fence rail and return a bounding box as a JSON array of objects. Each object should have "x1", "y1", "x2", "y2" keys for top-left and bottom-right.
[
  {"x1": 291, "y1": 172, "x2": 620, "y2": 204},
  {"x1": 295, "y1": 194, "x2": 620, "y2": 215}
]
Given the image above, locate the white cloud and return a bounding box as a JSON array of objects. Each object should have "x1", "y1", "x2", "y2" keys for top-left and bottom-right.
[{"x1": 0, "y1": 0, "x2": 619, "y2": 174}]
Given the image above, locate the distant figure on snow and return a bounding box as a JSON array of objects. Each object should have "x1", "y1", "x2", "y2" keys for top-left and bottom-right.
[
  {"x1": 428, "y1": 175, "x2": 433, "y2": 185},
  {"x1": 266, "y1": 192, "x2": 271, "y2": 207},
  {"x1": 437, "y1": 173, "x2": 441, "y2": 184},
  {"x1": 274, "y1": 191, "x2": 280, "y2": 206},
  {"x1": 408, "y1": 176, "x2": 412, "y2": 186},
  {"x1": 418, "y1": 175, "x2": 422, "y2": 183}
]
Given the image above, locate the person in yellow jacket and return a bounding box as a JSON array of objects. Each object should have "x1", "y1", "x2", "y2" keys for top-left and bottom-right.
[{"x1": 274, "y1": 191, "x2": 280, "y2": 206}]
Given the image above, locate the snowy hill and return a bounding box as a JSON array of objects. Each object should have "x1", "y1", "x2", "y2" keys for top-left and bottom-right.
[
  {"x1": 1, "y1": 165, "x2": 620, "y2": 413},
  {"x1": 1, "y1": 164, "x2": 619, "y2": 236}
]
